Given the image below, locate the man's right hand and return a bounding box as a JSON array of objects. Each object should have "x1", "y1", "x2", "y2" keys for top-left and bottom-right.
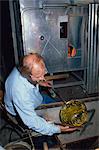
[{"x1": 59, "y1": 125, "x2": 78, "y2": 132}]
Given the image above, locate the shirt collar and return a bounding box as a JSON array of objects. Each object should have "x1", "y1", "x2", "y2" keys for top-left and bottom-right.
[{"x1": 16, "y1": 67, "x2": 37, "y2": 89}]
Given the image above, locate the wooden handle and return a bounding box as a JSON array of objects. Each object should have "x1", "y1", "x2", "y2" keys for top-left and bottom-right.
[{"x1": 45, "y1": 74, "x2": 69, "y2": 81}]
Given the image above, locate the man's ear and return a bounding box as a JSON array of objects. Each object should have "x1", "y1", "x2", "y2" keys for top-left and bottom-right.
[
  {"x1": 30, "y1": 74, "x2": 32, "y2": 78},
  {"x1": 30, "y1": 74, "x2": 34, "y2": 80}
]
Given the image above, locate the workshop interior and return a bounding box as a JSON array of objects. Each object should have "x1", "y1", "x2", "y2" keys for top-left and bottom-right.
[{"x1": 0, "y1": 0, "x2": 99, "y2": 149}]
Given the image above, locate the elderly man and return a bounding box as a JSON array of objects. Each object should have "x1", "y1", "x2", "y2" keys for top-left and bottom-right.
[{"x1": 4, "y1": 53, "x2": 77, "y2": 135}]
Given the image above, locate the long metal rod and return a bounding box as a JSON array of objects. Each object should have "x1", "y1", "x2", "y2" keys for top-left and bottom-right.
[
  {"x1": 92, "y1": 4, "x2": 96, "y2": 92},
  {"x1": 87, "y1": 4, "x2": 91, "y2": 92},
  {"x1": 37, "y1": 96, "x2": 99, "y2": 110},
  {"x1": 49, "y1": 88, "x2": 67, "y2": 104},
  {"x1": 89, "y1": 4, "x2": 94, "y2": 93},
  {"x1": 53, "y1": 81, "x2": 83, "y2": 88},
  {"x1": 93, "y1": 4, "x2": 98, "y2": 92}
]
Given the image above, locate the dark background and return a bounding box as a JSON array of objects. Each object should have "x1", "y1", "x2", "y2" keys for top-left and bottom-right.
[{"x1": 0, "y1": 0, "x2": 15, "y2": 84}]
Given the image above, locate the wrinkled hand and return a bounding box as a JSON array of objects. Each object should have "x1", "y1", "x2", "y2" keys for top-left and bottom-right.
[
  {"x1": 59, "y1": 125, "x2": 78, "y2": 132},
  {"x1": 38, "y1": 81, "x2": 52, "y2": 87}
]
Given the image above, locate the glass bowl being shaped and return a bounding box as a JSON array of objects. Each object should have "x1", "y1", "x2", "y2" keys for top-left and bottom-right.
[{"x1": 59, "y1": 100, "x2": 88, "y2": 127}]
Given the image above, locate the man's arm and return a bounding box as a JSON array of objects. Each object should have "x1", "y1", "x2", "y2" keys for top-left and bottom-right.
[
  {"x1": 12, "y1": 87, "x2": 78, "y2": 135},
  {"x1": 12, "y1": 88, "x2": 61, "y2": 135}
]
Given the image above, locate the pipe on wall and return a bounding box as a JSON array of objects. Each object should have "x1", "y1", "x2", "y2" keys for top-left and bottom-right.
[{"x1": 87, "y1": 3, "x2": 98, "y2": 93}]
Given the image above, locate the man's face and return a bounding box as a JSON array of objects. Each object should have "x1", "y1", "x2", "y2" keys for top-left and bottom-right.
[{"x1": 30, "y1": 61, "x2": 47, "y2": 82}]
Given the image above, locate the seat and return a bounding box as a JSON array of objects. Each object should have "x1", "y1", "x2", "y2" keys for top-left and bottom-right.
[{"x1": 0, "y1": 90, "x2": 41, "y2": 150}]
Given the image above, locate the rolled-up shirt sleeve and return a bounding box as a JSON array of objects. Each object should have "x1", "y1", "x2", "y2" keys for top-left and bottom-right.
[{"x1": 12, "y1": 87, "x2": 61, "y2": 136}]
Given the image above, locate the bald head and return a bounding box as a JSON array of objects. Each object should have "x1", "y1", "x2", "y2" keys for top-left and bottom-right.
[
  {"x1": 20, "y1": 53, "x2": 47, "y2": 82},
  {"x1": 23, "y1": 53, "x2": 44, "y2": 70}
]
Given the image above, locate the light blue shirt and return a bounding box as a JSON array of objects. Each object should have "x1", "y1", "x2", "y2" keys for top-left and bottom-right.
[
  {"x1": 0, "y1": 145, "x2": 5, "y2": 150},
  {"x1": 4, "y1": 67, "x2": 60, "y2": 135}
]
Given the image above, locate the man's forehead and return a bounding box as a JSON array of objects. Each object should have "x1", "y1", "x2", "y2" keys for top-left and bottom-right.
[{"x1": 33, "y1": 61, "x2": 45, "y2": 70}]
